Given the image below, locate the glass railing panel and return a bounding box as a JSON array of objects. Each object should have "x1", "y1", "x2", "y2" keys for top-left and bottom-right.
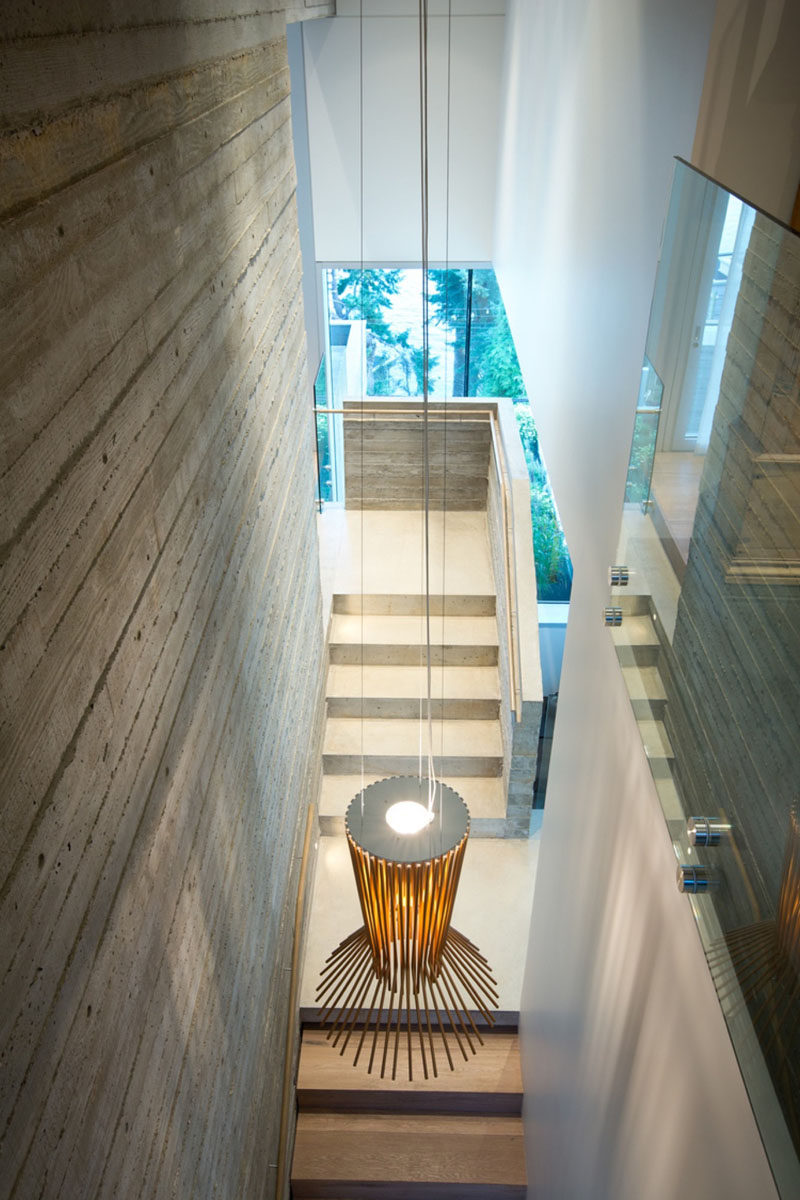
[
  {"x1": 513, "y1": 398, "x2": 572, "y2": 603},
  {"x1": 312, "y1": 356, "x2": 335, "y2": 506},
  {"x1": 611, "y1": 158, "x2": 800, "y2": 1197},
  {"x1": 625, "y1": 357, "x2": 663, "y2": 507}
]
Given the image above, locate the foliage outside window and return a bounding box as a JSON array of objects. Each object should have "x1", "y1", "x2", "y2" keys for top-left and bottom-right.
[
  {"x1": 313, "y1": 356, "x2": 334, "y2": 503},
  {"x1": 514, "y1": 401, "x2": 573, "y2": 602}
]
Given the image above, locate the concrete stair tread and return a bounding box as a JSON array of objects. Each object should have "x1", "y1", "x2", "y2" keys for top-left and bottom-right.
[
  {"x1": 613, "y1": 643, "x2": 659, "y2": 667},
  {"x1": 639, "y1": 719, "x2": 675, "y2": 760},
  {"x1": 330, "y1": 613, "x2": 499, "y2": 647},
  {"x1": 333, "y1": 593, "x2": 496, "y2": 616},
  {"x1": 610, "y1": 614, "x2": 659, "y2": 647},
  {"x1": 291, "y1": 1112, "x2": 526, "y2": 1198},
  {"x1": 297, "y1": 1029, "x2": 522, "y2": 1112},
  {"x1": 616, "y1": 593, "x2": 651, "y2": 615},
  {"x1": 621, "y1": 664, "x2": 666, "y2": 701},
  {"x1": 655, "y1": 774, "x2": 685, "y2": 820},
  {"x1": 327, "y1": 697, "x2": 500, "y2": 720},
  {"x1": 323, "y1": 718, "x2": 503, "y2": 757},
  {"x1": 320, "y1": 774, "x2": 506, "y2": 821},
  {"x1": 327, "y1": 664, "x2": 501, "y2": 700}
]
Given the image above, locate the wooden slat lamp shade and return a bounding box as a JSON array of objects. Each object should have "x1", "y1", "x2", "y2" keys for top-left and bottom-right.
[{"x1": 317, "y1": 777, "x2": 498, "y2": 1081}]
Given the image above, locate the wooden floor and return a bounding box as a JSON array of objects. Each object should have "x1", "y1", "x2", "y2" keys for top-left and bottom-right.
[{"x1": 291, "y1": 1024, "x2": 527, "y2": 1198}]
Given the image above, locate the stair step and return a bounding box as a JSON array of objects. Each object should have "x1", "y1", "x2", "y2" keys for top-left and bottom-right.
[
  {"x1": 328, "y1": 696, "x2": 500, "y2": 719},
  {"x1": 612, "y1": 614, "x2": 661, "y2": 666},
  {"x1": 611, "y1": 614, "x2": 659, "y2": 647},
  {"x1": 323, "y1": 755, "x2": 503, "y2": 778},
  {"x1": 329, "y1": 614, "x2": 499, "y2": 666},
  {"x1": 327, "y1": 664, "x2": 501, "y2": 700},
  {"x1": 297, "y1": 1029, "x2": 522, "y2": 1115},
  {"x1": 332, "y1": 614, "x2": 499, "y2": 645},
  {"x1": 638, "y1": 718, "x2": 675, "y2": 761},
  {"x1": 613, "y1": 642, "x2": 659, "y2": 667},
  {"x1": 615, "y1": 592, "x2": 651, "y2": 615},
  {"x1": 331, "y1": 644, "x2": 499, "y2": 666},
  {"x1": 291, "y1": 1112, "x2": 526, "y2": 1199},
  {"x1": 621, "y1": 664, "x2": 666, "y2": 701},
  {"x1": 333, "y1": 593, "x2": 496, "y2": 616},
  {"x1": 655, "y1": 774, "x2": 685, "y2": 821},
  {"x1": 324, "y1": 718, "x2": 503, "y2": 756},
  {"x1": 621, "y1": 663, "x2": 667, "y2": 719},
  {"x1": 319, "y1": 775, "x2": 507, "y2": 836},
  {"x1": 323, "y1": 719, "x2": 503, "y2": 777},
  {"x1": 327, "y1": 664, "x2": 500, "y2": 719},
  {"x1": 631, "y1": 696, "x2": 666, "y2": 720}
]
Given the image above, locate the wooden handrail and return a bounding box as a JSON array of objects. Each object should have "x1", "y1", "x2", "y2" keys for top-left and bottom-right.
[{"x1": 488, "y1": 412, "x2": 524, "y2": 724}]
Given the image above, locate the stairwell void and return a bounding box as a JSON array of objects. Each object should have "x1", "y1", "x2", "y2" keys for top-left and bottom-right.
[{"x1": 293, "y1": 400, "x2": 543, "y2": 1194}]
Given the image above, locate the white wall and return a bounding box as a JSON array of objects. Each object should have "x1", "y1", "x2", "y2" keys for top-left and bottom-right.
[
  {"x1": 494, "y1": 1, "x2": 779, "y2": 1196},
  {"x1": 302, "y1": 2, "x2": 504, "y2": 263}
]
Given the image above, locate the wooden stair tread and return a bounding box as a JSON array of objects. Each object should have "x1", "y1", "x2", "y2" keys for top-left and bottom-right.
[
  {"x1": 292, "y1": 1112, "x2": 526, "y2": 1197},
  {"x1": 297, "y1": 1029, "x2": 522, "y2": 1113}
]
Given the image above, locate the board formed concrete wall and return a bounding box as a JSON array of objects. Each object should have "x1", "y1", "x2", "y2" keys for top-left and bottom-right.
[
  {"x1": 0, "y1": 3, "x2": 332, "y2": 1197},
  {"x1": 342, "y1": 399, "x2": 492, "y2": 510}
]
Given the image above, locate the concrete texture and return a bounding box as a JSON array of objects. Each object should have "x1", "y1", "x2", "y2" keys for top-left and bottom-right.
[
  {"x1": 343, "y1": 400, "x2": 492, "y2": 511},
  {"x1": 0, "y1": 4, "x2": 332, "y2": 1198}
]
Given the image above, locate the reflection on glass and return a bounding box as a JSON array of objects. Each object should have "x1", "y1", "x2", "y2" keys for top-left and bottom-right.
[
  {"x1": 514, "y1": 399, "x2": 572, "y2": 602},
  {"x1": 614, "y1": 159, "x2": 800, "y2": 1197},
  {"x1": 313, "y1": 356, "x2": 334, "y2": 505},
  {"x1": 625, "y1": 357, "x2": 663, "y2": 506}
]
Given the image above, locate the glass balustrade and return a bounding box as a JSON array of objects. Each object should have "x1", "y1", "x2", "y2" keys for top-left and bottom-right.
[
  {"x1": 313, "y1": 356, "x2": 335, "y2": 506},
  {"x1": 612, "y1": 158, "x2": 800, "y2": 1198}
]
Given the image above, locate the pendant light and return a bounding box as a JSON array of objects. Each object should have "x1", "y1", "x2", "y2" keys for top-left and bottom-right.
[{"x1": 315, "y1": 0, "x2": 498, "y2": 1080}]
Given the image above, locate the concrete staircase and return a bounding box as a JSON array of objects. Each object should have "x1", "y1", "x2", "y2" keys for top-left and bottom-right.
[
  {"x1": 320, "y1": 594, "x2": 507, "y2": 836},
  {"x1": 290, "y1": 1024, "x2": 527, "y2": 1198},
  {"x1": 611, "y1": 594, "x2": 681, "y2": 811}
]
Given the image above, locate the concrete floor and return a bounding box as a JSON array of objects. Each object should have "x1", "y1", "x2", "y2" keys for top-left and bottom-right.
[
  {"x1": 317, "y1": 507, "x2": 496, "y2": 625},
  {"x1": 302, "y1": 507, "x2": 541, "y2": 1013},
  {"x1": 300, "y1": 831, "x2": 540, "y2": 1011}
]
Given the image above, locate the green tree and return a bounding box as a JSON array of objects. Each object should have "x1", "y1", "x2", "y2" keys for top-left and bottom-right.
[
  {"x1": 428, "y1": 269, "x2": 469, "y2": 393},
  {"x1": 467, "y1": 271, "x2": 524, "y2": 397},
  {"x1": 331, "y1": 268, "x2": 404, "y2": 393},
  {"x1": 427, "y1": 269, "x2": 524, "y2": 397},
  {"x1": 514, "y1": 400, "x2": 572, "y2": 602},
  {"x1": 471, "y1": 303, "x2": 524, "y2": 396}
]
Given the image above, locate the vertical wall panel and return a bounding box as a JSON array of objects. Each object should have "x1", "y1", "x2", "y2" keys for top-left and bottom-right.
[{"x1": 0, "y1": 4, "x2": 332, "y2": 1197}]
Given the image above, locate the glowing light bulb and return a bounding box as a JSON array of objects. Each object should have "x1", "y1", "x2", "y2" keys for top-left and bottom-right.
[{"x1": 385, "y1": 800, "x2": 434, "y2": 835}]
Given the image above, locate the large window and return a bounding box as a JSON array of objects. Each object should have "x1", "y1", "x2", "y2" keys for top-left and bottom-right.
[
  {"x1": 318, "y1": 266, "x2": 571, "y2": 601},
  {"x1": 324, "y1": 267, "x2": 524, "y2": 398}
]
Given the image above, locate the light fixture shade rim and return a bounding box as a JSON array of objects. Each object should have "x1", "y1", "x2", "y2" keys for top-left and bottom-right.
[{"x1": 344, "y1": 774, "x2": 470, "y2": 864}]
